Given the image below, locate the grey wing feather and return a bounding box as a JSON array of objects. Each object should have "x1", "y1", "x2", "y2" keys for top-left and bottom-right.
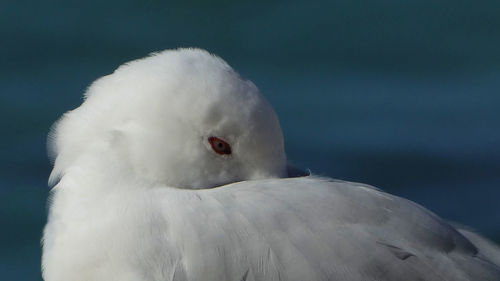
[
  {"x1": 154, "y1": 176, "x2": 500, "y2": 281},
  {"x1": 457, "y1": 228, "x2": 500, "y2": 267}
]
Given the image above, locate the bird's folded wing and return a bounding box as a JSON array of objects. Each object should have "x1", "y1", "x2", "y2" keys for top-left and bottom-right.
[{"x1": 149, "y1": 176, "x2": 500, "y2": 281}]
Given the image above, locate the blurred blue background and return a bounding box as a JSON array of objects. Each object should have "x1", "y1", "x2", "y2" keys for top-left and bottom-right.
[{"x1": 1, "y1": 0, "x2": 499, "y2": 280}]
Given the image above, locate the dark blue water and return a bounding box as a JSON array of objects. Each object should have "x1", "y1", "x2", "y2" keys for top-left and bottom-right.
[{"x1": 1, "y1": 0, "x2": 499, "y2": 280}]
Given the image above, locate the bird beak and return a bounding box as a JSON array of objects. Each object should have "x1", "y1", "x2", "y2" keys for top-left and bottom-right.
[{"x1": 286, "y1": 164, "x2": 310, "y2": 178}]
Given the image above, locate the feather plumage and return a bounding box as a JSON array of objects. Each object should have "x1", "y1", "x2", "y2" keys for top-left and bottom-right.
[{"x1": 42, "y1": 48, "x2": 500, "y2": 281}]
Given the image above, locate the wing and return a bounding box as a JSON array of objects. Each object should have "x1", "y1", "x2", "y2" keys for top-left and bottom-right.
[
  {"x1": 147, "y1": 176, "x2": 500, "y2": 281},
  {"x1": 457, "y1": 228, "x2": 500, "y2": 267}
]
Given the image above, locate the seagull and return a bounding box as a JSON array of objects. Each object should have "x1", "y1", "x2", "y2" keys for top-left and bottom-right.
[{"x1": 42, "y1": 48, "x2": 500, "y2": 281}]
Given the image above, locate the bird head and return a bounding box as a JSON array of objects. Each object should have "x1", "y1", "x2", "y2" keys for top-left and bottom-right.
[{"x1": 49, "y1": 48, "x2": 287, "y2": 189}]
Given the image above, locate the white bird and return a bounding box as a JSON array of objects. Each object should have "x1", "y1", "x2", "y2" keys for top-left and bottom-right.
[{"x1": 42, "y1": 48, "x2": 500, "y2": 281}]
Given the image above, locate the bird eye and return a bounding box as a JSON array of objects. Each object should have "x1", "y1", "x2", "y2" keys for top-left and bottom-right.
[{"x1": 208, "y1": 136, "x2": 232, "y2": 155}]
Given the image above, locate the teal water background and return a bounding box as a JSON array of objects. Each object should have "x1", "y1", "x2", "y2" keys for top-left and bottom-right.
[{"x1": 1, "y1": 0, "x2": 500, "y2": 280}]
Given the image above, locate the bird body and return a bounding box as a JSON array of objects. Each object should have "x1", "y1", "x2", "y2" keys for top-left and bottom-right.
[{"x1": 42, "y1": 49, "x2": 500, "y2": 281}]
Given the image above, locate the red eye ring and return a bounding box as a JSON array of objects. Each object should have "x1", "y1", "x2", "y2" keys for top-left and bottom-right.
[{"x1": 208, "y1": 136, "x2": 232, "y2": 155}]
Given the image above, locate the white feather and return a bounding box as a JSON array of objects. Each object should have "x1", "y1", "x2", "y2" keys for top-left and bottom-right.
[{"x1": 42, "y1": 48, "x2": 500, "y2": 281}]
